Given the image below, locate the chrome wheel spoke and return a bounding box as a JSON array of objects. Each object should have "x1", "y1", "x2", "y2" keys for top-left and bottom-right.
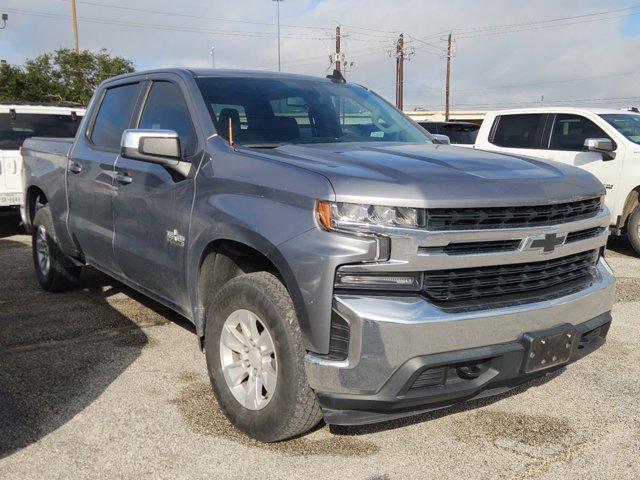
[
  {"x1": 261, "y1": 362, "x2": 277, "y2": 393},
  {"x1": 255, "y1": 332, "x2": 274, "y2": 355},
  {"x1": 223, "y1": 360, "x2": 249, "y2": 387},
  {"x1": 221, "y1": 324, "x2": 248, "y2": 353}
]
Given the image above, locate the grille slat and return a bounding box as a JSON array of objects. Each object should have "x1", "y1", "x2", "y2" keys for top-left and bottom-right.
[
  {"x1": 423, "y1": 250, "x2": 598, "y2": 303},
  {"x1": 425, "y1": 198, "x2": 601, "y2": 230}
]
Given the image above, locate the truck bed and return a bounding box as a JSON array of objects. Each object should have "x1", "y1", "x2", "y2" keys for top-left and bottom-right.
[{"x1": 21, "y1": 137, "x2": 74, "y2": 232}]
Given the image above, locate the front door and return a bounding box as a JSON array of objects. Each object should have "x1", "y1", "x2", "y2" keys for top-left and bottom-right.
[
  {"x1": 67, "y1": 82, "x2": 141, "y2": 272},
  {"x1": 112, "y1": 79, "x2": 199, "y2": 308},
  {"x1": 544, "y1": 113, "x2": 623, "y2": 214}
]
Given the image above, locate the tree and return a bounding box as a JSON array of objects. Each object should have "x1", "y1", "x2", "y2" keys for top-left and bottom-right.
[{"x1": 0, "y1": 48, "x2": 135, "y2": 105}]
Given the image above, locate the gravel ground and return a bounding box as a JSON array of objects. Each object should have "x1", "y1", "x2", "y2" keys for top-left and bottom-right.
[{"x1": 0, "y1": 211, "x2": 638, "y2": 480}]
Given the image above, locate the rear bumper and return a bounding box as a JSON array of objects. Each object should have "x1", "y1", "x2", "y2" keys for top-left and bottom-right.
[{"x1": 304, "y1": 258, "x2": 615, "y2": 425}]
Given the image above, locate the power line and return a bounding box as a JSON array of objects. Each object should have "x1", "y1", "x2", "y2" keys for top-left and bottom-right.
[
  {"x1": 58, "y1": 0, "x2": 331, "y2": 31},
  {"x1": 416, "y1": 3, "x2": 640, "y2": 41},
  {"x1": 418, "y1": 95, "x2": 640, "y2": 109},
  {"x1": 1, "y1": 7, "x2": 333, "y2": 39},
  {"x1": 406, "y1": 70, "x2": 640, "y2": 94}
]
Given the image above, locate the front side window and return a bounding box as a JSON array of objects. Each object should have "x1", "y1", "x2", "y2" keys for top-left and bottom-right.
[
  {"x1": 197, "y1": 77, "x2": 432, "y2": 147},
  {"x1": 0, "y1": 113, "x2": 83, "y2": 150},
  {"x1": 600, "y1": 113, "x2": 640, "y2": 145},
  {"x1": 549, "y1": 114, "x2": 610, "y2": 151},
  {"x1": 138, "y1": 81, "x2": 197, "y2": 157},
  {"x1": 90, "y1": 83, "x2": 139, "y2": 150},
  {"x1": 491, "y1": 114, "x2": 545, "y2": 148}
]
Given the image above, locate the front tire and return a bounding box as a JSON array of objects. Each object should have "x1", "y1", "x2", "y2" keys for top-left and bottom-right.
[
  {"x1": 627, "y1": 205, "x2": 640, "y2": 257},
  {"x1": 204, "y1": 272, "x2": 322, "y2": 442},
  {"x1": 32, "y1": 206, "x2": 81, "y2": 292}
]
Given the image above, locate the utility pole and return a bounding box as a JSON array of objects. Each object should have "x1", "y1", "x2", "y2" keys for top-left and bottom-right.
[
  {"x1": 210, "y1": 46, "x2": 215, "y2": 68},
  {"x1": 273, "y1": 0, "x2": 283, "y2": 71},
  {"x1": 445, "y1": 32, "x2": 452, "y2": 121},
  {"x1": 70, "y1": 0, "x2": 80, "y2": 53},
  {"x1": 396, "y1": 34, "x2": 404, "y2": 110},
  {"x1": 335, "y1": 25, "x2": 341, "y2": 72}
]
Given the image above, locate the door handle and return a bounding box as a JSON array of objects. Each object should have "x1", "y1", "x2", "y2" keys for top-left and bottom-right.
[
  {"x1": 115, "y1": 172, "x2": 133, "y2": 185},
  {"x1": 68, "y1": 161, "x2": 82, "y2": 174}
]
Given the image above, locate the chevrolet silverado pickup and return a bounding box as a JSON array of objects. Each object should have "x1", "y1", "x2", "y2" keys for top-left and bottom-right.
[{"x1": 22, "y1": 69, "x2": 615, "y2": 442}]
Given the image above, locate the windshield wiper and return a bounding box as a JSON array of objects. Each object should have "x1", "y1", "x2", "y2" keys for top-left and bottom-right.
[{"x1": 241, "y1": 143, "x2": 287, "y2": 149}]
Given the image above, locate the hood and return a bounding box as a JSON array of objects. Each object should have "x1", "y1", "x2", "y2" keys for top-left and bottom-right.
[{"x1": 246, "y1": 142, "x2": 605, "y2": 208}]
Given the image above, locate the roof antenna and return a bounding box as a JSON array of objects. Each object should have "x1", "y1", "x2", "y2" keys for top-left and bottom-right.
[
  {"x1": 326, "y1": 69, "x2": 346, "y2": 83},
  {"x1": 228, "y1": 117, "x2": 235, "y2": 148}
]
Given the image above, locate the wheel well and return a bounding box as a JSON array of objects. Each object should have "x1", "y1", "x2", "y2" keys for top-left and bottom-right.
[
  {"x1": 196, "y1": 240, "x2": 280, "y2": 339},
  {"x1": 621, "y1": 188, "x2": 640, "y2": 232},
  {"x1": 26, "y1": 186, "x2": 47, "y2": 229}
]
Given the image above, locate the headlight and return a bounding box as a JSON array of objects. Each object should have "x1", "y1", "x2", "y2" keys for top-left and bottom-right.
[{"x1": 316, "y1": 201, "x2": 421, "y2": 232}]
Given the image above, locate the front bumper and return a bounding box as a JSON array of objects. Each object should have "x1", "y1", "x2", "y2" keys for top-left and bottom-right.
[{"x1": 304, "y1": 258, "x2": 615, "y2": 425}]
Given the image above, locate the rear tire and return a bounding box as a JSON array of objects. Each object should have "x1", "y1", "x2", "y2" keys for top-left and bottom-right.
[
  {"x1": 204, "y1": 271, "x2": 322, "y2": 442},
  {"x1": 628, "y1": 206, "x2": 640, "y2": 257},
  {"x1": 32, "y1": 206, "x2": 81, "y2": 292}
]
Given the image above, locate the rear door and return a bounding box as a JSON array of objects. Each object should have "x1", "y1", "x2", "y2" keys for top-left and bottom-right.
[
  {"x1": 485, "y1": 113, "x2": 548, "y2": 157},
  {"x1": 112, "y1": 78, "x2": 199, "y2": 308},
  {"x1": 67, "y1": 82, "x2": 141, "y2": 272}
]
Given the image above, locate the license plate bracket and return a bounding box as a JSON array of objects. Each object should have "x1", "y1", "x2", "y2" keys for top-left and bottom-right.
[{"x1": 522, "y1": 325, "x2": 577, "y2": 374}]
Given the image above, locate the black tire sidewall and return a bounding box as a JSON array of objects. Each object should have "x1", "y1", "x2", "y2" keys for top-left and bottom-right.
[
  {"x1": 628, "y1": 206, "x2": 640, "y2": 256},
  {"x1": 204, "y1": 274, "x2": 308, "y2": 442}
]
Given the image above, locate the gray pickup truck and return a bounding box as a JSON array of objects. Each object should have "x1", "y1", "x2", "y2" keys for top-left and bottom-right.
[{"x1": 22, "y1": 68, "x2": 615, "y2": 442}]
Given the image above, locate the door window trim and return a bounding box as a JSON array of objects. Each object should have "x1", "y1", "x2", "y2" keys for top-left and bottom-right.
[
  {"x1": 488, "y1": 113, "x2": 548, "y2": 149},
  {"x1": 134, "y1": 79, "x2": 200, "y2": 161},
  {"x1": 545, "y1": 113, "x2": 617, "y2": 152},
  {"x1": 86, "y1": 81, "x2": 142, "y2": 154}
]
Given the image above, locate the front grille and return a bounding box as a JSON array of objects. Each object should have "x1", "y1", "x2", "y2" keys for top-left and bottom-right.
[
  {"x1": 420, "y1": 239, "x2": 521, "y2": 255},
  {"x1": 423, "y1": 250, "x2": 598, "y2": 303},
  {"x1": 566, "y1": 227, "x2": 606, "y2": 243},
  {"x1": 424, "y1": 197, "x2": 601, "y2": 231}
]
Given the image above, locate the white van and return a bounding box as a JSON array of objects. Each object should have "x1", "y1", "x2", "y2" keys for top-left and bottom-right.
[
  {"x1": 0, "y1": 104, "x2": 85, "y2": 209},
  {"x1": 475, "y1": 107, "x2": 640, "y2": 255}
]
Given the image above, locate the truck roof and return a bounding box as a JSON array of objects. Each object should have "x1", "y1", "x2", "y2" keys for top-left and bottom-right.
[
  {"x1": 485, "y1": 106, "x2": 639, "y2": 116},
  {"x1": 102, "y1": 67, "x2": 340, "y2": 86},
  {"x1": 0, "y1": 104, "x2": 86, "y2": 115}
]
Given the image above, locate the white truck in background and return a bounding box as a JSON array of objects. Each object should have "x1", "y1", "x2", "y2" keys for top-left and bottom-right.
[
  {"x1": 0, "y1": 104, "x2": 84, "y2": 210},
  {"x1": 475, "y1": 107, "x2": 640, "y2": 255}
]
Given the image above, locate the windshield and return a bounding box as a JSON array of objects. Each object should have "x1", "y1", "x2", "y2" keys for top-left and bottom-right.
[
  {"x1": 600, "y1": 113, "x2": 640, "y2": 145},
  {"x1": 197, "y1": 77, "x2": 432, "y2": 147},
  {"x1": 0, "y1": 113, "x2": 83, "y2": 150}
]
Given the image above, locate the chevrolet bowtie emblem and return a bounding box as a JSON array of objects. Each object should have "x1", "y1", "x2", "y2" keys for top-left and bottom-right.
[{"x1": 527, "y1": 232, "x2": 567, "y2": 253}]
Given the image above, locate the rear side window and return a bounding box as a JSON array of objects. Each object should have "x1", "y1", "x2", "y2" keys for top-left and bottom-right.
[
  {"x1": 138, "y1": 81, "x2": 197, "y2": 157},
  {"x1": 549, "y1": 114, "x2": 610, "y2": 151},
  {"x1": 0, "y1": 113, "x2": 83, "y2": 150},
  {"x1": 491, "y1": 114, "x2": 545, "y2": 148},
  {"x1": 90, "y1": 83, "x2": 139, "y2": 150}
]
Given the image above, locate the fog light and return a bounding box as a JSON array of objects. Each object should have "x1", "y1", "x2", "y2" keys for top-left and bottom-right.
[{"x1": 334, "y1": 271, "x2": 422, "y2": 291}]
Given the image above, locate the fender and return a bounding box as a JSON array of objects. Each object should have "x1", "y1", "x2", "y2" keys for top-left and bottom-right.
[{"x1": 186, "y1": 219, "x2": 312, "y2": 344}]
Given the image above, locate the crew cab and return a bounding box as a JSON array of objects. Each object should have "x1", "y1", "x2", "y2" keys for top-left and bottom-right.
[
  {"x1": 0, "y1": 104, "x2": 84, "y2": 211},
  {"x1": 22, "y1": 69, "x2": 614, "y2": 442},
  {"x1": 476, "y1": 107, "x2": 640, "y2": 255}
]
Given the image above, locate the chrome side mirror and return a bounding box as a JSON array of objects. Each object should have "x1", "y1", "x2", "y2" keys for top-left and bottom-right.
[
  {"x1": 431, "y1": 134, "x2": 451, "y2": 145},
  {"x1": 121, "y1": 129, "x2": 181, "y2": 165},
  {"x1": 584, "y1": 137, "x2": 615, "y2": 161}
]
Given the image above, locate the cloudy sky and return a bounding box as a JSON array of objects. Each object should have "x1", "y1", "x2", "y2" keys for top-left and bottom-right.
[{"x1": 1, "y1": 0, "x2": 640, "y2": 110}]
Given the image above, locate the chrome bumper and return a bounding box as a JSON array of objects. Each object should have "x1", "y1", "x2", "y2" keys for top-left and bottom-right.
[{"x1": 304, "y1": 257, "x2": 615, "y2": 396}]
